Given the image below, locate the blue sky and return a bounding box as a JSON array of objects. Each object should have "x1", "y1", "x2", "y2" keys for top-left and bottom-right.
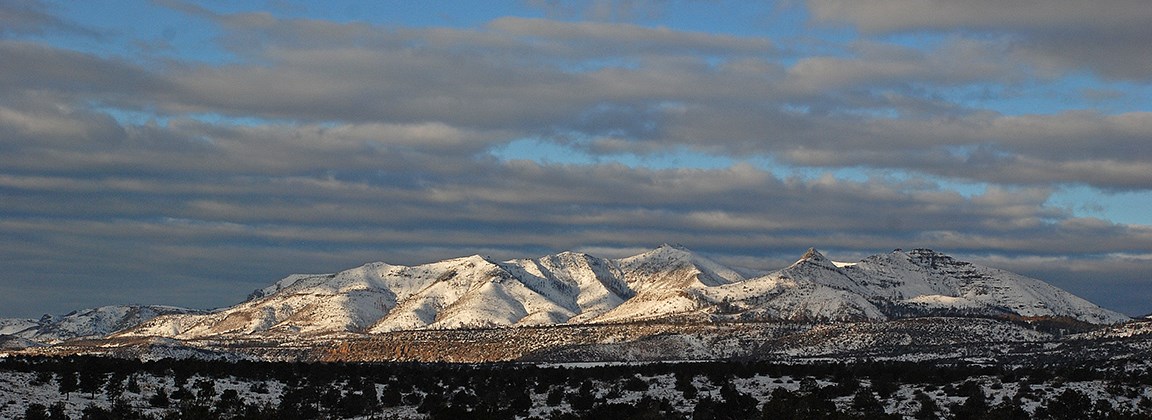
[{"x1": 2, "y1": 0, "x2": 1151, "y2": 317}]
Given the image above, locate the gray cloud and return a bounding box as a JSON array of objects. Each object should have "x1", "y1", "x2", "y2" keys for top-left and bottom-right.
[
  {"x1": 1, "y1": 4, "x2": 1150, "y2": 317},
  {"x1": 0, "y1": 0, "x2": 103, "y2": 37},
  {"x1": 807, "y1": 0, "x2": 1152, "y2": 80},
  {"x1": 8, "y1": 8, "x2": 1140, "y2": 191},
  {"x1": 524, "y1": 0, "x2": 673, "y2": 22},
  {"x1": 807, "y1": 0, "x2": 1152, "y2": 32}
]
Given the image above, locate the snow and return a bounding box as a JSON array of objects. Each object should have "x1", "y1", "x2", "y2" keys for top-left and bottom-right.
[{"x1": 904, "y1": 294, "x2": 980, "y2": 307}]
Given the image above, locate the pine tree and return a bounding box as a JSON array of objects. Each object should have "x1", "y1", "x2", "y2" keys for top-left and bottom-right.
[
  {"x1": 23, "y1": 403, "x2": 49, "y2": 420},
  {"x1": 149, "y1": 388, "x2": 171, "y2": 408},
  {"x1": 57, "y1": 370, "x2": 79, "y2": 397}
]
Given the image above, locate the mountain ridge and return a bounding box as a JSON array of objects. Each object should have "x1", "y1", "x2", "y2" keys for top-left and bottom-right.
[
  {"x1": 2, "y1": 245, "x2": 1133, "y2": 351},
  {"x1": 107, "y1": 246, "x2": 1129, "y2": 344},
  {"x1": 0, "y1": 305, "x2": 202, "y2": 346}
]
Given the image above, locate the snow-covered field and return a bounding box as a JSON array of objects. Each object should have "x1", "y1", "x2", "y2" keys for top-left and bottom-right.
[{"x1": 1, "y1": 357, "x2": 1149, "y2": 419}]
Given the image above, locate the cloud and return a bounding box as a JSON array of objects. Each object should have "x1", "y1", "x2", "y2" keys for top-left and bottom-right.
[
  {"x1": 524, "y1": 0, "x2": 673, "y2": 22},
  {"x1": 0, "y1": 0, "x2": 103, "y2": 37},
  {"x1": 807, "y1": 0, "x2": 1152, "y2": 80},
  {"x1": 489, "y1": 16, "x2": 774, "y2": 56},
  {"x1": 2, "y1": 4, "x2": 1150, "y2": 317},
  {"x1": 9, "y1": 7, "x2": 1140, "y2": 191}
]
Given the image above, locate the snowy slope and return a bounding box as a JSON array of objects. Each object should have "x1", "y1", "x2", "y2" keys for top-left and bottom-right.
[
  {"x1": 0, "y1": 318, "x2": 38, "y2": 336},
  {"x1": 127, "y1": 260, "x2": 448, "y2": 338},
  {"x1": 590, "y1": 244, "x2": 743, "y2": 323},
  {"x1": 368, "y1": 255, "x2": 551, "y2": 332},
  {"x1": 497, "y1": 251, "x2": 632, "y2": 324}
]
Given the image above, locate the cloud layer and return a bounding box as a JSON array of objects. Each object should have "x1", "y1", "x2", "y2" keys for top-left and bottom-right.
[{"x1": 1, "y1": 1, "x2": 1149, "y2": 317}]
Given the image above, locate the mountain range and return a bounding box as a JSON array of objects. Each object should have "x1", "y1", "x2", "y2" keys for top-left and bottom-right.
[
  {"x1": 0, "y1": 305, "x2": 201, "y2": 347},
  {"x1": 2, "y1": 245, "x2": 1137, "y2": 360}
]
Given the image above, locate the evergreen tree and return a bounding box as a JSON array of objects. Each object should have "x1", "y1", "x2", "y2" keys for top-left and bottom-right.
[
  {"x1": 380, "y1": 386, "x2": 403, "y2": 408},
  {"x1": 49, "y1": 401, "x2": 69, "y2": 420},
  {"x1": 32, "y1": 371, "x2": 53, "y2": 386},
  {"x1": 913, "y1": 391, "x2": 939, "y2": 420},
  {"x1": 103, "y1": 374, "x2": 123, "y2": 400},
  {"x1": 851, "y1": 387, "x2": 885, "y2": 417},
  {"x1": 215, "y1": 388, "x2": 245, "y2": 417},
  {"x1": 77, "y1": 366, "x2": 104, "y2": 399},
  {"x1": 57, "y1": 370, "x2": 79, "y2": 397},
  {"x1": 1036, "y1": 389, "x2": 1092, "y2": 420},
  {"x1": 23, "y1": 403, "x2": 49, "y2": 420},
  {"x1": 149, "y1": 388, "x2": 171, "y2": 408},
  {"x1": 194, "y1": 378, "x2": 216, "y2": 400},
  {"x1": 716, "y1": 382, "x2": 759, "y2": 419},
  {"x1": 361, "y1": 381, "x2": 380, "y2": 411},
  {"x1": 125, "y1": 376, "x2": 141, "y2": 394},
  {"x1": 509, "y1": 387, "x2": 533, "y2": 416}
]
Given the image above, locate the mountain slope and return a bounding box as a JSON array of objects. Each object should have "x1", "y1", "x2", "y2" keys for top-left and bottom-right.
[{"x1": 589, "y1": 244, "x2": 743, "y2": 323}]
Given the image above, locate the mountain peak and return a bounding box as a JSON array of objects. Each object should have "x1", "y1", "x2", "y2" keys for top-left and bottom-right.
[
  {"x1": 792, "y1": 247, "x2": 836, "y2": 269},
  {"x1": 631, "y1": 244, "x2": 696, "y2": 262},
  {"x1": 800, "y1": 247, "x2": 825, "y2": 261},
  {"x1": 905, "y1": 248, "x2": 958, "y2": 269}
]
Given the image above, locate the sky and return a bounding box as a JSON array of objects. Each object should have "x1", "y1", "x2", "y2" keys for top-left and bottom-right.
[{"x1": 2, "y1": 0, "x2": 1151, "y2": 318}]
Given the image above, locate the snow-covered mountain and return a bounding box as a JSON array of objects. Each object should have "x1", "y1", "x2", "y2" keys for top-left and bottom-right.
[
  {"x1": 589, "y1": 244, "x2": 742, "y2": 323},
  {"x1": 112, "y1": 246, "x2": 1129, "y2": 342},
  {"x1": 122, "y1": 245, "x2": 737, "y2": 338},
  {"x1": 0, "y1": 305, "x2": 201, "y2": 345},
  {"x1": 699, "y1": 249, "x2": 887, "y2": 322},
  {"x1": 696, "y1": 247, "x2": 1127, "y2": 324},
  {"x1": 830, "y1": 248, "x2": 1129, "y2": 324}
]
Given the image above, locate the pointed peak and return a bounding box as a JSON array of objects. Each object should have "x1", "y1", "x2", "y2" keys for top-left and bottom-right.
[
  {"x1": 801, "y1": 247, "x2": 826, "y2": 261},
  {"x1": 657, "y1": 243, "x2": 691, "y2": 252},
  {"x1": 791, "y1": 247, "x2": 837, "y2": 269}
]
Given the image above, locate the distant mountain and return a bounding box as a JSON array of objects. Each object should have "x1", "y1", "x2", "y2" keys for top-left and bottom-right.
[
  {"x1": 113, "y1": 246, "x2": 1129, "y2": 343},
  {"x1": 0, "y1": 305, "x2": 202, "y2": 345},
  {"x1": 791, "y1": 248, "x2": 1128, "y2": 324}
]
